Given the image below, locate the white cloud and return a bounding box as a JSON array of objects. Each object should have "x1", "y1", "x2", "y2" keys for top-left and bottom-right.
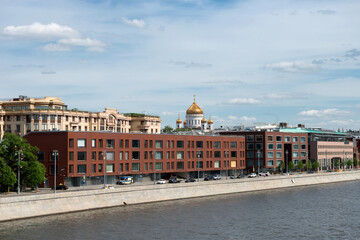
[
  {"x1": 298, "y1": 109, "x2": 349, "y2": 118},
  {"x1": 227, "y1": 98, "x2": 260, "y2": 104},
  {"x1": 239, "y1": 116, "x2": 257, "y2": 122},
  {"x1": 3, "y1": 22, "x2": 80, "y2": 40},
  {"x1": 3, "y1": 22, "x2": 105, "y2": 52},
  {"x1": 161, "y1": 111, "x2": 180, "y2": 116},
  {"x1": 228, "y1": 115, "x2": 237, "y2": 120},
  {"x1": 265, "y1": 61, "x2": 319, "y2": 72},
  {"x1": 121, "y1": 17, "x2": 146, "y2": 28}
]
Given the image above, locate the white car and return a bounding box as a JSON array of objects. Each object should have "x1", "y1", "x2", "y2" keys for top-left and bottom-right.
[
  {"x1": 259, "y1": 171, "x2": 270, "y2": 177},
  {"x1": 102, "y1": 185, "x2": 114, "y2": 189},
  {"x1": 248, "y1": 173, "x2": 257, "y2": 178},
  {"x1": 157, "y1": 179, "x2": 166, "y2": 184}
]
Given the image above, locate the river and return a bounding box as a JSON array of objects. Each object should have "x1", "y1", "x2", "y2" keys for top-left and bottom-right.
[{"x1": 1, "y1": 181, "x2": 360, "y2": 240}]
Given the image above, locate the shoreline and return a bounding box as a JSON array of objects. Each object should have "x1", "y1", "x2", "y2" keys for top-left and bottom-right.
[{"x1": 1, "y1": 171, "x2": 359, "y2": 222}]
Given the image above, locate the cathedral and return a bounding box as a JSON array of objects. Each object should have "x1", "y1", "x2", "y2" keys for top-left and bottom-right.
[{"x1": 176, "y1": 95, "x2": 213, "y2": 131}]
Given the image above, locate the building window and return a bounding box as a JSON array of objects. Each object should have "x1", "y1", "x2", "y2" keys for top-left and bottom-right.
[
  {"x1": 132, "y1": 140, "x2": 140, "y2": 148},
  {"x1": 214, "y1": 141, "x2": 220, "y2": 148},
  {"x1": 37, "y1": 152, "x2": 44, "y2": 161},
  {"x1": 293, "y1": 137, "x2": 298, "y2": 142},
  {"x1": 99, "y1": 139, "x2": 103, "y2": 148},
  {"x1": 196, "y1": 151, "x2": 203, "y2": 158},
  {"x1": 214, "y1": 161, "x2": 220, "y2": 168},
  {"x1": 177, "y1": 151, "x2": 184, "y2": 159},
  {"x1": 196, "y1": 141, "x2": 203, "y2": 148},
  {"x1": 301, "y1": 137, "x2": 306, "y2": 142},
  {"x1": 155, "y1": 151, "x2": 163, "y2": 159},
  {"x1": 69, "y1": 152, "x2": 74, "y2": 161},
  {"x1": 255, "y1": 135, "x2": 263, "y2": 141},
  {"x1": 267, "y1": 135, "x2": 273, "y2": 141},
  {"x1": 176, "y1": 141, "x2": 184, "y2": 148},
  {"x1": 301, "y1": 145, "x2": 306, "y2": 150},
  {"x1": 267, "y1": 144, "x2": 274, "y2": 150},
  {"x1": 125, "y1": 152, "x2": 129, "y2": 160},
  {"x1": 276, "y1": 144, "x2": 282, "y2": 150},
  {"x1": 231, "y1": 151, "x2": 237, "y2": 157},
  {"x1": 214, "y1": 151, "x2": 221, "y2": 158},
  {"x1": 77, "y1": 164, "x2": 86, "y2": 174},
  {"x1": 77, "y1": 139, "x2": 86, "y2": 148},
  {"x1": 132, "y1": 163, "x2": 140, "y2": 171},
  {"x1": 120, "y1": 139, "x2": 124, "y2": 148},
  {"x1": 155, "y1": 162, "x2": 163, "y2": 170},
  {"x1": 301, "y1": 152, "x2": 307, "y2": 157},
  {"x1": 246, "y1": 135, "x2": 254, "y2": 141},
  {"x1": 293, "y1": 152, "x2": 299, "y2": 158},
  {"x1": 276, "y1": 160, "x2": 282, "y2": 166},
  {"x1": 247, "y1": 152, "x2": 254, "y2": 158},
  {"x1": 99, "y1": 164, "x2": 102, "y2": 173},
  {"x1": 255, "y1": 143, "x2": 263, "y2": 150},
  {"x1": 92, "y1": 139, "x2": 96, "y2": 148},
  {"x1": 106, "y1": 139, "x2": 115, "y2": 148},
  {"x1": 119, "y1": 152, "x2": 123, "y2": 160},
  {"x1": 284, "y1": 136, "x2": 291, "y2": 142},
  {"x1": 231, "y1": 142, "x2": 237, "y2": 148},
  {"x1": 132, "y1": 151, "x2": 140, "y2": 160},
  {"x1": 92, "y1": 152, "x2": 96, "y2": 160},
  {"x1": 267, "y1": 160, "x2": 274, "y2": 166},
  {"x1": 177, "y1": 162, "x2": 184, "y2": 169},
  {"x1": 106, "y1": 164, "x2": 114, "y2": 173},
  {"x1": 155, "y1": 140, "x2": 163, "y2": 148},
  {"x1": 293, "y1": 144, "x2": 299, "y2": 150},
  {"x1": 247, "y1": 143, "x2": 254, "y2": 150},
  {"x1": 77, "y1": 152, "x2": 87, "y2": 161},
  {"x1": 267, "y1": 152, "x2": 274, "y2": 158},
  {"x1": 92, "y1": 164, "x2": 96, "y2": 173},
  {"x1": 106, "y1": 151, "x2": 115, "y2": 160},
  {"x1": 69, "y1": 165, "x2": 73, "y2": 174},
  {"x1": 276, "y1": 136, "x2": 282, "y2": 142},
  {"x1": 276, "y1": 152, "x2": 282, "y2": 158}
]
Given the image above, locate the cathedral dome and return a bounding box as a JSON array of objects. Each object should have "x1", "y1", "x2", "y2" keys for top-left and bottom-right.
[
  {"x1": 201, "y1": 117, "x2": 207, "y2": 123},
  {"x1": 186, "y1": 99, "x2": 203, "y2": 115},
  {"x1": 176, "y1": 117, "x2": 182, "y2": 124}
]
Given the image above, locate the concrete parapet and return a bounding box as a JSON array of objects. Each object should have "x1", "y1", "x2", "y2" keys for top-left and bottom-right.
[{"x1": 1, "y1": 172, "x2": 359, "y2": 222}]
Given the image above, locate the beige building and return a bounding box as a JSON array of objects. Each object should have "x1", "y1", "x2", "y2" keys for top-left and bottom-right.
[{"x1": 0, "y1": 96, "x2": 161, "y2": 138}]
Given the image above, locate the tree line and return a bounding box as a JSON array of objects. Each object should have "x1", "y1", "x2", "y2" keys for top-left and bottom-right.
[{"x1": 0, "y1": 133, "x2": 46, "y2": 193}]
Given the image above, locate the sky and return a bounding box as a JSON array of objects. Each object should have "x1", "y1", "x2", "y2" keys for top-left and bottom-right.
[{"x1": 0, "y1": 0, "x2": 359, "y2": 130}]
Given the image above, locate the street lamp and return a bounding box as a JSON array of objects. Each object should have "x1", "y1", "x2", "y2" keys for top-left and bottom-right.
[
  {"x1": 52, "y1": 150, "x2": 58, "y2": 194},
  {"x1": 285, "y1": 150, "x2": 289, "y2": 174},
  {"x1": 17, "y1": 149, "x2": 23, "y2": 194},
  {"x1": 103, "y1": 151, "x2": 106, "y2": 188},
  {"x1": 153, "y1": 151, "x2": 156, "y2": 185},
  {"x1": 257, "y1": 150, "x2": 260, "y2": 177},
  {"x1": 225, "y1": 151, "x2": 229, "y2": 180},
  {"x1": 325, "y1": 150, "x2": 328, "y2": 171}
]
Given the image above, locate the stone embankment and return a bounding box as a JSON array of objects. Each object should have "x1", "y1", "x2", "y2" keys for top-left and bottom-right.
[{"x1": 1, "y1": 171, "x2": 359, "y2": 222}]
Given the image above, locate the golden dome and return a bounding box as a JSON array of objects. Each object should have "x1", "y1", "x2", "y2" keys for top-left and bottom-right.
[
  {"x1": 176, "y1": 118, "x2": 182, "y2": 124},
  {"x1": 208, "y1": 115, "x2": 213, "y2": 124},
  {"x1": 201, "y1": 117, "x2": 207, "y2": 123},
  {"x1": 186, "y1": 95, "x2": 203, "y2": 115}
]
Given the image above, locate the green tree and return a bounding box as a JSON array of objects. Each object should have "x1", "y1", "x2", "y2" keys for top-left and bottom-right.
[
  {"x1": 341, "y1": 161, "x2": 346, "y2": 169},
  {"x1": 0, "y1": 158, "x2": 17, "y2": 192},
  {"x1": 297, "y1": 160, "x2": 304, "y2": 171},
  {"x1": 353, "y1": 158, "x2": 358, "y2": 168},
  {"x1": 23, "y1": 161, "x2": 46, "y2": 191},
  {"x1": 312, "y1": 160, "x2": 319, "y2": 171},
  {"x1": 162, "y1": 125, "x2": 174, "y2": 133},
  {"x1": 0, "y1": 133, "x2": 41, "y2": 191},
  {"x1": 347, "y1": 159, "x2": 353, "y2": 169},
  {"x1": 306, "y1": 160, "x2": 312, "y2": 171},
  {"x1": 278, "y1": 160, "x2": 285, "y2": 172},
  {"x1": 334, "y1": 159, "x2": 340, "y2": 169},
  {"x1": 288, "y1": 161, "x2": 295, "y2": 172}
]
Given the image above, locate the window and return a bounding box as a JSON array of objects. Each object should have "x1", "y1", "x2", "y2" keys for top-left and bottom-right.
[
  {"x1": 247, "y1": 143, "x2": 254, "y2": 150},
  {"x1": 99, "y1": 164, "x2": 103, "y2": 172},
  {"x1": 247, "y1": 152, "x2": 254, "y2": 158},
  {"x1": 155, "y1": 140, "x2": 163, "y2": 148},
  {"x1": 196, "y1": 151, "x2": 203, "y2": 158},
  {"x1": 132, "y1": 163, "x2": 140, "y2": 171},
  {"x1": 267, "y1": 144, "x2": 274, "y2": 150},
  {"x1": 125, "y1": 140, "x2": 129, "y2": 148},
  {"x1": 276, "y1": 152, "x2": 282, "y2": 158},
  {"x1": 276, "y1": 160, "x2": 282, "y2": 166},
  {"x1": 77, "y1": 139, "x2": 86, "y2": 148},
  {"x1": 99, "y1": 139, "x2": 103, "y2": 148},
  {"x1": 276, "y1": 144, "x2": 282, "y2": 150},
  {"x1": 214, "y1": 141, "x2": 221, "y2": 148},
  {"x1": 231, "y1": 142, "x2": 237, "y2": 148},
  {"x1": 196, "y1": 161, "x2": 203, "y2": 169},
  {"x1": 176, "y1": 162, "x2": 184, "y2": 169},
  {"x1": 91, "y1": 152, "x2": 96, "y2": 160},
  {"x1": 77, "y1": 152, "x2": 87, "y2": 161},
  {"x1": 255, "y1": 143, "x2": 263, "y2": 150},
  {"x1": 293, "y1": 137, "x2": 298, "y2": 142},
  {"x1": 119, "y1": 152, "x2": 123, "y2": 160},
  {"x1": 69, "y1": 152, "x2": 74, "y2": 161},
  {"x1": 267, "y1": 160, "x2": 274, "y2": 166},
  {"x1": 255, "y1": 135, "x2": 263, "y2": 141},
  {"x1": 293, "y1": 144, "x2": 299, "y2": 150},
  {"x1": 120, "y1": 139, "x2": 124, "y2": 148},
  {"x1": 231, "y1": 151, "x2": 237, "y2": 157},
  {"x1": 69, "y1": 139, "x2": 74, "y2": 148},
  {"x1": 196, "y1": 141, "x2": 203, "y2": 148},
  {"x1": 37, "y1": 152, "x2": 44, "y2": 161},
  {"x1": 293, "y1": 152, "x2": 299, "y2": 157},
  {"x1": 155, "y1": 162, "x2": 163, "y2": 170},
  {"x1": 106, "y1": 151, "x2": 115, "y2": 160},
  {"x1": 231, "y1": 161, "x2": 237, "y2": 167},
  {"x1": 132, "y1": 140, "x2": 140, "y2": 148},
  {"x1": 276, "y1": 136, "x2": 282, "y2": 142},
  {"x1": 77, "y1": 164, "x2": 86, "y2": 173},
  {"x1": 125, "y1": 152, "x2": 129, "y2": 160},
  {"x1": 301, "y1": 152, "x2": 307, "y2": 157},
  {"x1": 267, "y1": 152, "x2": 274, "y2": 158},
  {"x1": 301, "y1": 137, "x2": 306, "y2": 142},
  {"x1": 177, "y1": 141, "x2": 184, "y2": 148},
  {"x1": 106, "y1": 164, "x2": 114, "y2": 173},
  {"x1": 132, "y1": 151, "x2": 140, "y2": 160},
  {"x1": 106, "y1": 139, "x2": 115, "y2": 148},
  {"x1": 267, "y1": 135, "x2": 273, "y2": 141},
  {"x1": 301, "y1": 145, "x2": 306, "y2": 150},
  {"x1": 214, "y1": 151, "x2": 221, "y2": 158},
  {"x1": 246, "y1": 135, "x2": 254, "y2": 141},
  {"x1": 155, "y1": 151, "x2": 163, "y2": 159},
  {"x1": 177, "y1": 151, "x2": 184, "y2": 159},
  {"x1": 69, "y1": 165, "x2": 73, "y2": 174},
  {"x1": 92, "y1": 139, "x2": 96, "y2": 148},
  {"x1": 92, "y1": 164, "x2": 96, "y2": 173},
  {"x1": 284, "y1": 136, "x2": 291, "y2": 142},
  {"x1": 214, "y1": 161, "x2": 220, "y2": 168}
]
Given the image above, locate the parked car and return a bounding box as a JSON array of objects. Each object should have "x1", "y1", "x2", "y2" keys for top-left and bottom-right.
[
  {"x1": 213, "y1": 174, "x2": 221, "y2": 180},
  {"x1": 230, "y1": 175, "x2": 237, "y2": 179},
  {"x1": 259, "y1": 171, "x2": 270, "y2": 177},
  {"x1": 102, "y1": 185, "x2": 114, "y2": 189},
  {"x1": 185, "y1": 178, "x2": 196, "y2": 183},
  {"x1": 169, "y1": 177, "x2": 181, "y2": 183},
  {"x1": 116, "y1": 176, "x2": 133, "y2": 185},
  {"x1": 157, "y1": 179, "x2": 166, "y2": 184},
  {"x1": 248, "y1": 173, "x2": 257, "y2": 178},
  {"x1": 204, "y1": 175, "x2": 214, "y2": 181},
  {"x1": 52, "y1": 184, "x2": 68, "y2": 190}
]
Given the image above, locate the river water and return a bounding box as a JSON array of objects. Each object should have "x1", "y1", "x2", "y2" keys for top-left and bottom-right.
[{"x1": 1, "y1": 181, "x2": 360, "y2": 240}]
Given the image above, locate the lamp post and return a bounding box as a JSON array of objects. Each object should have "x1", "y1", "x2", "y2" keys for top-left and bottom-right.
[
  {"x1": 285, "y1": 150, "x2": 289, "y2": 174},
  {"x1": 17, "y1": 149, "x2": 23, "y2": 194},
  {"x1": 197, "y1": 160, "x2": 200, "y2": 182},
  {"x1": 103, "y1": 151, "x2": 106, "y2": 188},
  {"x1": 153, "y1": 151, "x2": 156, "y2": 185},
  {"x1": 325, "y1": 150, "x2": 328, "y2": 171},
  {"x1": 257, "y1": 150, "x2": 260, "y2": 177},
  {"x1": 52, "y1": 150, "x2": 58, "y2": 194}
]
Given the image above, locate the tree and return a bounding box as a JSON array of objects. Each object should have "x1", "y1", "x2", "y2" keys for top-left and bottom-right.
[
  {"x1": 334, "y1": 159, "x2": 340, "y2": 169},
  {"x1": 341, "y1": 161, "x2": 346, "y2": 169},
  {"x1": 347, "y1": 159, "x2": 353, "y2": 169},
  {"x1": 306, "y1": 160, "x2": 312, "y2": 171},
  {"x1": 23, "y1": 161, "x2": 46, "y2": 191},
  {"x1": 297, "y1": 160, "x2": 304, "y2": 172},
  {"x1": 0, "y1": 158, "x2": 17, "y2": 192},
  {"x1": 288, "y1": 161, "x2": 295, "y2": 172},
  {"x1": 312, "y1": 160, "x2": 319, "y2": 171},
  {"x1": 278, "y1": 160, "x2": 285, "y2": 172},
  {"x1": 162, "y1": 125, "x2": 174, "y2": 133},
  {"x1": 353, "y1": 158, "x2": 358, "y2": 168},
  {"x1": 0, "y1": 133, "x2": 42, "y2": 191}
]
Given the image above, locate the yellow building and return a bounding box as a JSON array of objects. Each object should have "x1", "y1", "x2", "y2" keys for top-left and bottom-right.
[{"x1": 0, "y1": 96, "x2": 161, "y2": 138}]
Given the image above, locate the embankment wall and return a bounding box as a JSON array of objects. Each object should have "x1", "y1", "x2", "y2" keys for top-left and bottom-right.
[{"x1": 1, "y1": 172, "x2": 359, "y2": 222}]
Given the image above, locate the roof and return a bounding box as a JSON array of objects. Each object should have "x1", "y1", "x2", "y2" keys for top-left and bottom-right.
[{"x1": 279, "y1": 128, "x2": 347, "y2": 135}]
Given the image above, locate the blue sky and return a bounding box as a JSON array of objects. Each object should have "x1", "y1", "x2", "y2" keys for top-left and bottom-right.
[{"x1": 1, "y1": 0, "x2": 359, "y2": 130}]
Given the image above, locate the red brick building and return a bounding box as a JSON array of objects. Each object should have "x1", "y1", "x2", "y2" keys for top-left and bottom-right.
[
  {"x1": 219, "y1": 131, "x2": 308, "y2": 172},
  {"x1": 25, "y1": 131, "x2": 245, "y2": 187}
]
